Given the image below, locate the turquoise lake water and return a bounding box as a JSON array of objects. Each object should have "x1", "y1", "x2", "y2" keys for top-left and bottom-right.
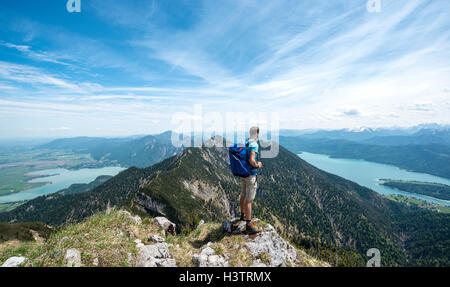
[
  {"x1": 0, "y1": 166, "x2": 126, "y2": 204},
  {"x1": 297, "y1": 152, "x2": 450, "y2": 206}
]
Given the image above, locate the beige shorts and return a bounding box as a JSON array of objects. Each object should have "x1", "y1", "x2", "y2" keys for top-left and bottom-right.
[{"x1": 240, "y1": 175, "x2": 257, "y2": 201}]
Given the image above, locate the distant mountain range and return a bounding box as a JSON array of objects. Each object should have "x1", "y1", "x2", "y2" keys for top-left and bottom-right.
[
  {"x1": 36, "y1": 131, "x2": 182, "y2": 168},
  {"x1": 280, "y1": 123, "x2": 450, "y2": 144},
  {"x1": 1, "y1": 137, "x2": 449, "y2": 266},
  {"x1": 32, "y1": 124, "x2": 450, "y2": 173}
]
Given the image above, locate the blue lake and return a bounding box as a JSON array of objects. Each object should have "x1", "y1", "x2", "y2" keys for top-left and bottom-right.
[
  {"x1": 297, "y1": 152, "x2": 450, "y2": 206},
  {"x1": 0, "y1": 166, "x2": 126, "y2": 204}
]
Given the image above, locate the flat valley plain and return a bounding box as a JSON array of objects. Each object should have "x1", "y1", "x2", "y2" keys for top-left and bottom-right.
[{"x1": 0, "y1": 149, "x2": 103, "y2": 197}]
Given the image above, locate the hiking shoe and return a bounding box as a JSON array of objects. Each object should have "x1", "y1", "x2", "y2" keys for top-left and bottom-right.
[
  {"x1": 245, "y1": 221, "x2": 262, "y2": 234},
  {"x1": 240, "y1": 213, "x2": 245, "y2": 221}
]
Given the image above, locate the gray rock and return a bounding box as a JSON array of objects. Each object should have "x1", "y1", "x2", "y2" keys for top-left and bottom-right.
[
  {"x1": 264, "y1": 224, "x2": 275, "y2": 232},
  {"x1": 149, "y1": 234, "x2": 165, "y2": 243},
  {"x1": 65, "y1": 249, "x2": 82, "y2": 267},
  {"x1": 192, "y1": 246, "x2": 229, "y2": 267},
  {"x1": 251, "y1": 259, "x2": 267, "y2": 267},
  {"x1": 197, "y1": 219, "x2": 205, "y2": 228},
  {"x1": 92, "y1": 258, "x2": 99, "y2": 266},
  {"x1": 1, "y1": 256, "x2": 27, "y2": 267},
  {"x1": 134, "y1": 193, "x2": 168, "y2": 217},
  {"x1": 154, "y1": 217, "x2": 176, "y2": 235},
  {"x1": 134, "y1": 238, "x2": 145, "y2": 248},
  {"x1": 208, "y1": 255, "x2": 228, "y2": 266},
  {"x1": 131, "y1": 215, "x2": 142, "y2": 225},
  {"x1": 200, "y1": 246, "x2": 215, "y2": 256},
  {"x1": 137, "y1": 243, "x2": 176, "y2": 267},
  {"x1": 245, "y1": 224, "x2": 296, "y2": 267},
  {"x1": 127, "y1": 253, "x2": 133, "y2": 266},
  {"x1": 156, "y1": 258, "x2": 177, "y2": 267}
]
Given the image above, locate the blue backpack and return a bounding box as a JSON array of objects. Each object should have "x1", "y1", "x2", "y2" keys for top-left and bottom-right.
[{"x1": 229, "y1": 142, "x2": 252, "y2": 177}]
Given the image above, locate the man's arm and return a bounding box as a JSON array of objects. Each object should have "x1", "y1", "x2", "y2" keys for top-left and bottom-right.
[{"x1": 249, "y1": 151, "x2": 262, "y2": 168}]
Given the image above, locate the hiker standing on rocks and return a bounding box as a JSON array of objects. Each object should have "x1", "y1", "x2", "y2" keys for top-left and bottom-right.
[{"x1": 240, "y1": 126, "x2": 263, "y2": 234}]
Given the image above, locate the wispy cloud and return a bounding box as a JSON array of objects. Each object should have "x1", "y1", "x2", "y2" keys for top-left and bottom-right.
[
  {"x1": 0, "y1": 0, "x2": 449, "y2": 137},
  {"x1": 0, "y1": 61, "x2": 87, "y2": 93},
  {"x1": 1, "y1": 42, "x2": 73, "y2": 66}
]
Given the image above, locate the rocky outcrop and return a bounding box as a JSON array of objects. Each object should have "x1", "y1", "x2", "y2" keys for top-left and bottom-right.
[
  {"x1": 1, "y1": 256, "x2": 27, "y2": 267},
  {"x1": 131, "y1": 218, "x2": 177, "y2": 268},
  {"x1": 137, "y1": 243, "x2": 176, "y2": 267},
  {"x1": 0, "y1": 209, "x2": 328, "y2": 268},
  {"x1": 192, "y1": 245, "x2": 229, "y2": 267},
  {"x1": 133, "y1": 193, "x2": 168, "y2": 217},
  {"x1": 149, "y1": 234, "x2": 165, "y2": 243},
  {"x1": 245, "y1": 224, "x2": 297, "y2": 267},
  {"x1": 222, "y1": 219, "x2": 297, "y2": 267},
  {"x1": 154, "y1": 217, "x2": 176, "y2": 236}
]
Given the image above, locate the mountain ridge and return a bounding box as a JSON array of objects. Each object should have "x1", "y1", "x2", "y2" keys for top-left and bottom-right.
[
  {"x1": 1, "y1": 137, "x2": 449, "y2": 266},
  {"x1": 0, "y1": 209, "x2": 330, "y2": 267}
]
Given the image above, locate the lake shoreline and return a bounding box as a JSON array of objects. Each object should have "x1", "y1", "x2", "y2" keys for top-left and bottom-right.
[
  {"x1": 0, "y1": 166, "x2": 126, "y2": 204},
  {"x1": 298, "y1": 151, "x2": 450, "y2": 180},
  {"x1": 298, "y1": 151, "x2": 450, "y2": 207}
]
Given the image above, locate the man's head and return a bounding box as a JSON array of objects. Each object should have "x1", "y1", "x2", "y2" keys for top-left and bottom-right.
[{"x1": 249, "y1": 126, "x2": 260, "y2": 139}]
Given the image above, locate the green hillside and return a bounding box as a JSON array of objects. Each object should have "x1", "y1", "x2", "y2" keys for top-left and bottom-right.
[
  {"x1": 37, "y1": 132, "x2": 182, "y2": 168},
  {"x1": 1, "y1": 138, "x2": 449, "y2": 266},
  {"x1": 0, "y1": 209, "x2": 329, "y2": 267}
]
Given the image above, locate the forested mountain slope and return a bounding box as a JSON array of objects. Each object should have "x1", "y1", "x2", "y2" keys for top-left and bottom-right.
[{"x1": 2, "y1": 137, "x2": 449, "y2": 266}]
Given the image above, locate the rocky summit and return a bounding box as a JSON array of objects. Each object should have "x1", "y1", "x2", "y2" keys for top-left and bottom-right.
[
  {"x1": 222, "y1": 219, "x2": 298, "y2": 267},
  {"x1": 0, "y1": 209, "x2": 328, "y2": 267}
]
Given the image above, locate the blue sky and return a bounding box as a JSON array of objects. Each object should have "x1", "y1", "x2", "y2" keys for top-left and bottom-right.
[{"x1": 0, "y1": 0, "x2": 449, "y2": 138}]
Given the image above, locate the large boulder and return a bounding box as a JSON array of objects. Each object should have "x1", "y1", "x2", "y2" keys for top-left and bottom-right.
[
  {"x1": 1, "y1": 256, "x2": 27, "y2": 267},
  {"x1": 153, "y1": 217, "x2": 176, "y2": 236},
  {"x1": 137, "y1": 243, "x2": 176, "y2": 267}
]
